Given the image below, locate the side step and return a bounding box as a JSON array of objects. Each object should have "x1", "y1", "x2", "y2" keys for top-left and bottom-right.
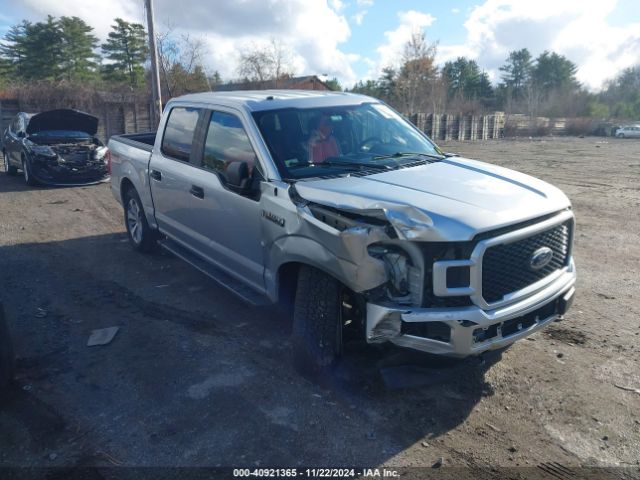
[{"x1": 158, "y1": 238, "x2": 271, "y2": 307}]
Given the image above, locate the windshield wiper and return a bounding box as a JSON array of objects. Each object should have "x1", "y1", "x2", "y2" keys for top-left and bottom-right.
[
  {"x1": 373, "y1": 152, "x2": 444, "y2": 161},
  {"x1": 310, "y1": 160, "x2": 393, "y2": 171}
]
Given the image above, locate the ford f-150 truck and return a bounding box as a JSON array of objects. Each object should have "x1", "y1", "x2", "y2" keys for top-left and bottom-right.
[{"x1": 108, "y1": 90, "x2": 576, "y2": 374}]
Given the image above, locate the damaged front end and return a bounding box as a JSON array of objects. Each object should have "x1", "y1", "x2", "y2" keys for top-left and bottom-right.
[
  {"x1": 27, "y1": 141, "x2": 109, "y2": 185},
  {"x1": 24, "y1": 108, "x2": 109, "y2": 186},
  {"x1": 267, "y1": 181, "x2": 576, "y2": 359}
]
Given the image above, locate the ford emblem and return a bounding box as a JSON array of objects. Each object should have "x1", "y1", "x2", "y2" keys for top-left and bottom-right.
[{"x1": 530, "y1": 247, "x2": 553, "y2": 270}]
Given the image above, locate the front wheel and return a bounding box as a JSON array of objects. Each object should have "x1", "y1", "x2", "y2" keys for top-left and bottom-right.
[
  {"x1": 124, "y1": 188, "x2": 157, "y2": 252},
  {"x1": 291, "y1": 266, "x2": 345, "y2": 377},
  {"x1": 22, "y1": 158, "x2": 37, "y2": 186},
  {"x1": 3, "y1": 151, "x2": 17, "y2": 176},
  {"x1": 617, "y1": 133, "x2": 625, "y2": 138}
]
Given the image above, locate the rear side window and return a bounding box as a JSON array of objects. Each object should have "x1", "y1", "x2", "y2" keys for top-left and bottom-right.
[
  {"x1": 202, "y1": 111, "x2": 257, "y2": 179},
  {"x1": 161, "y1": 107, "x2": 201, "y2": 162}
]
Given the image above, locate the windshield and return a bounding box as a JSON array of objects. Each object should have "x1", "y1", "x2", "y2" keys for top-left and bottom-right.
[
  {"x1": 252, "y1": 103, "x2": 443, "y2": 180},
  {"x1": 30, "y1": 130, "x2": 92, "y2": 140}
]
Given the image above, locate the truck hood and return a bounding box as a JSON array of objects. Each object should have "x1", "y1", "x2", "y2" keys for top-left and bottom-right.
[
  {"x1": 27, "y1": 109, "x2": 99, "y2": 135},
  {"x1": 294, "y1": 157, "x2": 572, "y2": 241}
]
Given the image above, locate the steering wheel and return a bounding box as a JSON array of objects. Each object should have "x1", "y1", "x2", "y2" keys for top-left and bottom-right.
[{"x1": 358, "y1": 136, "x2": 383, "y2": 152}]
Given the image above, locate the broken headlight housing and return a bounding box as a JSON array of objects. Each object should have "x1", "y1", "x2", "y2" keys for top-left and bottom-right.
[
  {"x1": 29, "y1": 145, "x2": 57, "y2": 157},
  {"x1": 368, "y1": 245, "x2": 422, "y2": 305}
]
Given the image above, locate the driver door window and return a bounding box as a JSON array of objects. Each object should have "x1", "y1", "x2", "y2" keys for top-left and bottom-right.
[{"x1": 202, "y1": 111, "x2": 257, "y2": 183}]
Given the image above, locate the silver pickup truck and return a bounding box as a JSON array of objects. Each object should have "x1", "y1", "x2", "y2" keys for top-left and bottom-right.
[{"x1": 108, "y1": 90, "x2": 576, "y2": 374}]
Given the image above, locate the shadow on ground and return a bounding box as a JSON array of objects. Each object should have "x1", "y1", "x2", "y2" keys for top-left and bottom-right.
[{"x1": 0, "y1": 231, "x2": 499, "y2": 467}]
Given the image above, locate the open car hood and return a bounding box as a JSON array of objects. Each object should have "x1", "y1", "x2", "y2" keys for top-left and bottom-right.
[{"x1": 26, "y1": 109, "x2": 99, "y2": 136}]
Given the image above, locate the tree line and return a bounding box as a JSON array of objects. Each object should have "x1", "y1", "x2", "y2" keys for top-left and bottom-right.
[
  {"x1": 0, "y1": 15, "x2": 638, "y2": 120},
  {"x1": 350, "y1": 32, "x2": 640, "y2": 120},
  {"x1": 0, "y1": 15, "x2": 215, "y2": 96}
]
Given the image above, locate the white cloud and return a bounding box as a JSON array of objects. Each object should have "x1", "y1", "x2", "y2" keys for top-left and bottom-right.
[
  {"x1": 356, "y1": 0, "x2": 374, "y2": 6},
  {"x1": 371, "y1": 10, "x2": 436, "y2": 76},
  {"x1": 13, "y1": 0, "x2": 360, "y2": 86},
  {"x1": 352, "y1": 10, "x2": 367, "y2": 26},
  {"x1": 330, "y1": 0, "x2": 346, "y2": 12},
  {"x1": 440, "y1": 0, "x2": 640, "y2": 90},
  {"x1": 451, "y1": 8, "x2": 461, "y2": 14}
]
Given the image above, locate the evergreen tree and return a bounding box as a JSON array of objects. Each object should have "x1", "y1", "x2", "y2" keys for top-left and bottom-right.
[
  {"x1": 499, "y1": 48, "x2": 532, "y2": 100},
  {"x1": 59, "y1": 16, "x2": 99, "y2": 82},
  {"x1": 102, "y1": 18, "x2": 148, "y2": 87},
  {"x1": 325, "y1": 77, "x2": 342, "y2": 91},
  {"x1": 531, "y1": 51, "x2": 579, "y2": 94},
  {"x1": 0, "y1": 22, "x2": 30, "y2": 78},
  {"x1": 21, "y1": 16, "x2": 64, "y2": 80}
]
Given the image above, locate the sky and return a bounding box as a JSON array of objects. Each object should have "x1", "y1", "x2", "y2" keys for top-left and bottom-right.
[{"x1": 1, "y1": 0, "x2": 639, "y2": 91}]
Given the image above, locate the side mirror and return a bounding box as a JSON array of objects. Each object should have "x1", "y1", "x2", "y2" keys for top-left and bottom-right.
[
  {"x1": 443, "y1": 152, "x2": 459, "y2": 158},
  {"x1": 17, "y1": 131, "x2": 26, "y2": 138},
  {"x1": 226, "y1": 161, "x2": 250, "y2": 192}
]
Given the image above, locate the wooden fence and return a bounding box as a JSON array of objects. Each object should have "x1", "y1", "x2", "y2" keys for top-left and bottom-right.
[
  {"x1": 0, "y1": 94, "x2": 154, "y2": 144},
  {"x1": 408, "y1": 112, "x2": 506, "y2": 140}
]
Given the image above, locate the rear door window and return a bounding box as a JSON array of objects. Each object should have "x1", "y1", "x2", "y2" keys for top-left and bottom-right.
[{"x1": 161, "y1": 107, "x2": 201, "y2": 162}]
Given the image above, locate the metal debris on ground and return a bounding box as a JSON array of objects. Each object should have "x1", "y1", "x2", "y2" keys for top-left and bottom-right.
[
  {"x1": 87, "y1": 326, "x2": 120, "y2": 347},
  {"x1": 614, "y1": 384, "x2": 640, "y2": 394},
  {"x1": 35, "y1": 307, "x2": 47, "y2": 318}
]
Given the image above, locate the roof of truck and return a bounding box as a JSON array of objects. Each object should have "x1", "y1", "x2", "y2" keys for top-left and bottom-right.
[{"x1": 170, "y1": 90, "x2": 377, "y2": 112}]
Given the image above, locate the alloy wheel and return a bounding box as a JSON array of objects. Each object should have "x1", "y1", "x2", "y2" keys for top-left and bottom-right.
[{"x1": 127, "y1": 198, "x2": 143, "y2": 245}]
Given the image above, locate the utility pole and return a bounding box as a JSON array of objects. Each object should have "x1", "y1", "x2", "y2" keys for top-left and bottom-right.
[{"x1": 145, "y1": 0, "x2": 162, "y2": 126}]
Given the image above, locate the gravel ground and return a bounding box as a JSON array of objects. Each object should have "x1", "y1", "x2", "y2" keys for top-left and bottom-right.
[{"x1": 0, "y1": 137, "x2": 639, "y2": 475}]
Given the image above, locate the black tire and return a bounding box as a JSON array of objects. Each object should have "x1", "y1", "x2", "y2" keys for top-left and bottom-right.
[
  {"x1": 617, "y1": 133, "x2": 625, "y2": 138},
  {"x1": 123, "y1": 187, "x2": 158, "y2": 253},
  {"x1": 0, "y1": 303, "x2": 15, "y2": 389},
  {"x1": 2, "y1": 151, "x2": 17, "y2": 176},
  {"x1": 22, "y1": 157, "x2": 37, "y2": 186},
  {"x1": 292, "y1": 266, "x2": 344, "y2": 377}
]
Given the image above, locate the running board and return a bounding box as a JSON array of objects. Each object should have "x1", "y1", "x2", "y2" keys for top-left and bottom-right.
[{"x1": 158, "y1": 238, "x2": 271, "y2": 306}]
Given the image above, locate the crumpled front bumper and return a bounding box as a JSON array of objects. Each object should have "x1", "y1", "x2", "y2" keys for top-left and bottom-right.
[{"x1": 366, "y1": 261, "x2": 576, "y2": 357}]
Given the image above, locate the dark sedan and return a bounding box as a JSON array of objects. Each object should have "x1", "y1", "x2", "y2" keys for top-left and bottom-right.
[{"x1": 2, "y1": 109, "x2": 109, "y2": 186}]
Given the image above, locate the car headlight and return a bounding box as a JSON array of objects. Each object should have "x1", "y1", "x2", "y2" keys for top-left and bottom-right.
[
  {"x1": 94, "y1": 146, "x2": 108, "y2": 160},
  {"x1": 29, "y1": 145, "x2": 57, "y2": 157},
  {"x1": 368, "y1": 245, "x2": 421, "y2": 303}
]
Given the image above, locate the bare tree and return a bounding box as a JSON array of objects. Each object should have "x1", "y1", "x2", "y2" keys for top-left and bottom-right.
[
  {"x1": 237, "y1": 38, "x2": 295, "y2": 87},
  {"x1": 157, "y1": 25, "x2": 210, "y2": 97},
  {"x1": 393, "y1": 32, "x2": 438, "y2": 114}
]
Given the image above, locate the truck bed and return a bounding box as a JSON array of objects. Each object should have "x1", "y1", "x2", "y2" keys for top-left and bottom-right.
[{"x1": 109, "y1": 132, "x2": 156, "y2": 152}]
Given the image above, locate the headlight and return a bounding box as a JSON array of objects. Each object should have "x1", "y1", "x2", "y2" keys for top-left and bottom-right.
[
  {"x1": 368, "y1": 245, "x2": 414, "y2": 300},
  {"x1": 94, "y1": 146, "x2": 108, "y2": 160},
  {"x1": 29, "y1": 145, "x2": 57, "y2": 157}
]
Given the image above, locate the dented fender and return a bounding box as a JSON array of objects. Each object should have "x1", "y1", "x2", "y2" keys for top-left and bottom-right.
[{"x1": 261, "y1": 182, "x2": 394, "y2": 301}]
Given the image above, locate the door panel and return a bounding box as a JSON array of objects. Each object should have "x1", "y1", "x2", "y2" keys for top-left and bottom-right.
[
  {"x1": 189, "y1": 169, "x2": 264, "y2": 291},
  {"x1": 148, "y1": 106, "x2": 203, "y2": 245}
]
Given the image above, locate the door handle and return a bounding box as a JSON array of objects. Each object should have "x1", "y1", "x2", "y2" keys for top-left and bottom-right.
[
  {"x1": 150, "y1": 169, "x2": 162, "y2": 181},
  {"x1": 190, "y1": 185, "x2": 204, "y2": 199}
]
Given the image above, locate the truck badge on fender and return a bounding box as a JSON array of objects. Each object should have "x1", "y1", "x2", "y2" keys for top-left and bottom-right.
[{"x1": 262, "y1": 210, "x2": 285, "y2": 227}]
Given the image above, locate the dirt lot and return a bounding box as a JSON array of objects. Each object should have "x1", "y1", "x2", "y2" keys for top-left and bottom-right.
[{"x1": 0, "y1": 137, "x2": 639, "y2": 475}]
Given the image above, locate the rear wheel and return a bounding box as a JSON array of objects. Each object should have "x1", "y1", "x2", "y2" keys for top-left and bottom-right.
[
  {"x1": 124, "y1": 187, "x2": 157, "y2": 252},
  {"x1": 291, "y1": 266, "x2": 347, "y2": 377},
  {"x1": 2, "y1": 151, "x2": 17, "y2": 176}
]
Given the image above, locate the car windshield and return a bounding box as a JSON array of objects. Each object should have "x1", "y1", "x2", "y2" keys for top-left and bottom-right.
[
  {"x1": 30, "y1": 130, "x2": 92, "y2": 139},
  {"x1": 252, "y1": 103, "x2": 443, "y2": 180}
]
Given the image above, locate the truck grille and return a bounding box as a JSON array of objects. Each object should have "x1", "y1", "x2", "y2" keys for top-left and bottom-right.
[{"x1": 481, "y1": 220, "x2": 571, "y2": 303}]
